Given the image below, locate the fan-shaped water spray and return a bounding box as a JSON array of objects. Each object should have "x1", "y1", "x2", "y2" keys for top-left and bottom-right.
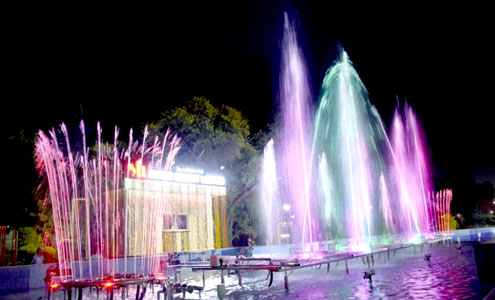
[
  {"x1": 313, "y1": 51, "x2": 396, "y2": 250},
  {"x1": 35, "y1": 121, "x2": 180, "y2": 280}
]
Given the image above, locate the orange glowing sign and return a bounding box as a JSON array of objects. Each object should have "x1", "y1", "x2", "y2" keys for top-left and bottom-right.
[{"x1": 128, "y1": 159, "x2": 147, "y2": 178}]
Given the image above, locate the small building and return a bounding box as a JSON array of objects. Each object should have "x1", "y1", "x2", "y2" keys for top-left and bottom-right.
[{"x1": 124, "y1": 167, "x2": 228, "y2": 253}]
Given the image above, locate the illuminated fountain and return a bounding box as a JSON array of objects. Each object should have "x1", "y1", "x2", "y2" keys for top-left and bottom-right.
[
  {"x1": 313, "y1": 51, "x2": 394, "y2": 251},
  {"x1": 432, "y1": 189, "x2": 453, "y2": 233},
  {"x1": 261, "y1": 14, "x2": 449, "y2": 253},
  {"x1": 314, "y1": 59, "x2": 437, "y2": 249},
  {"x1": 260, "y1": 13, "x2": 316, "y2": 248},
  {"x1": 260, "y1": 139, "x2": 280, "y2": 245},
  {"x1": 279, "y1": 13, "x2": 315, "y2": 247},
  {"x1": 35, "y1": 121, "x2": 180, "y2": 295},
  {"x1": 389, "y1": 104, "x2": 434, "y2": 238}
]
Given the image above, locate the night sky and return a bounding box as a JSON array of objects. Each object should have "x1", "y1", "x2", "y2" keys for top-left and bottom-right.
[{"x1": 3, "y1": 2, "x2": 494, "y2": 186}]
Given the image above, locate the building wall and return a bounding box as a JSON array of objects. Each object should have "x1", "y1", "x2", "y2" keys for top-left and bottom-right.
[
  {"x1": 163, "y1": 184, "x2": 228, "y2": 252},
  {"x1": 125, "y1": 179, "x2": 227, "y2": 253}
]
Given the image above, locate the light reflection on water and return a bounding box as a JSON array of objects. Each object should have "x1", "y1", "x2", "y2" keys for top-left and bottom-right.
[
  {"x1": 18, "y1": 244, "x2": 492, "y2": 300},
  {"x1": 222, "y1": 245, "x2": 493, "y2": 300}
]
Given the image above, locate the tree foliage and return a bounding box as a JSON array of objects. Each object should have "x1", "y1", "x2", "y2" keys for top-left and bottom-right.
[
  {"x1": 449, "y1": 215, "x2": 459, "y2": 230},
  {"x1": 435, "y1": 173, "x2": 494, "y2": 226},
  {"x1": 19, "y1": 179, "x2": 57, "y2": 262},
  {"x1": 19, "y1": 227, "x2": 42, "y2": 254},
  {"x1": 149, "y1": 97, "x2": 260, "y2": 243},
  {"x1": 2, "y1": 129, "x2": 38, "y2": 227},
  {"x1": 471, "y1": 207, "x2": 495, "y2": 225}
]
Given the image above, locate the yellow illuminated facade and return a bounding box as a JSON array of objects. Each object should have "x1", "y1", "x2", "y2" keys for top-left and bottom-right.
[{"x1": 125, "y1": 178, "x2": 228, "y2": 253}]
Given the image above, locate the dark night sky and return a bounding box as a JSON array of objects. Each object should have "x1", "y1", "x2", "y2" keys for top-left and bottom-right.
[{"x1": 3, "y1": 2, "x2": 495, "y2": 184}]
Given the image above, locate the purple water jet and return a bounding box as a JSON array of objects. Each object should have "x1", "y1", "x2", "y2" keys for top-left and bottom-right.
[
  {"x1": 279, "y1": 13, "x2": 315, "y2": 246},
  {"x1": 390, "y1": 103, "x2": 433, "y2": 237}
]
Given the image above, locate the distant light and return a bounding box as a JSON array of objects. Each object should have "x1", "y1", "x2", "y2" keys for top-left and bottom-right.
[
  {"x1": 280, "y1": 234, "x2": 290, "y2": 238},
  {"x1": 220, "y1": 165, "x2": 225, "y2": 170},
  {"x1": 291, "y1": 215, "x2": 295, "y2": 219},
  {"x1": 457, "y1": 214, "x2": 461, "y2": 218},
  {"x1": 493, "y1": 200, "x2": 495, "y2": 205},
  {"x1": 282, "y1": 204, "x2": 291, "y2": 211},
  {"x1": 490, "y1": 210, "x2": 494, "y2": 215}
]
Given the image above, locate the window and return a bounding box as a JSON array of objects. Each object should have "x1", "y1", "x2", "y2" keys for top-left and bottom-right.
[{"x1": 164, "y1": 215, "x2": 188, "y2": 231}]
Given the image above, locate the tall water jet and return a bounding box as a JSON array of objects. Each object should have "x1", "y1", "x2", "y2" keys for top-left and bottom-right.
[
  {"x1": 279, "y1": 13, "x2": 315, "y2": 246},
  {"x1": 434, "y1": 189, "x2": 453, "y2": 232},
  {"x1": 390, "y1": 104, "x2": 433, "y2": 238},
  {"x1": 318, "y1": 153, "x2": 341, "y2": 239},
  {"x1": 313, "y1": 51, "x2": 391, "y2": 250},
  {"x1": 260, "y1": 139, "x2": 280, "y2": 245},
  {"x1": 379, "y1": 173, "x2": 394, "y2": 232}
]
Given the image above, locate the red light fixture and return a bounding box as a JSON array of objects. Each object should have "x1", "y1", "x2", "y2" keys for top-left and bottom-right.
[
  {"x1": 50, "y1": 282, "x2": 60, "y2": 290},
  {"x1": 102, "y1": 281, "x2": 114, "y2": 290}
]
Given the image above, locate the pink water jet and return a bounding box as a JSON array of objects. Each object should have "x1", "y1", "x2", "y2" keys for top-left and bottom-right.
[{"x1": 35, "y1": 121, "x2": 180, "y2": 280}]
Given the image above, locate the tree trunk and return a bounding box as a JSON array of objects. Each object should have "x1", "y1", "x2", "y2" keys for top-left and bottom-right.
[
  {"x1": 227, "y1": 207, "x2": 235, "y2": 246},
  {"x1": 226, "y1": 182, "x2": 258, "y2": 246}
]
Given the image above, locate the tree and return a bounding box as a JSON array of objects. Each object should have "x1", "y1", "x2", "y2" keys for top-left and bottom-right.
[
  {"x1": 449, "y1": 215, "x2": 459, "y2": 230},
  {"x1": 149, "y1": 97, "x2": 260, "y2": 243},
  {"x1": 435, "y1": 172, "x2": 495, "y2": 226},
  {"x1": 471, "y1": 207, "x2": 495, "y2": 226},
  {"x1": 19, "y1": 173, "x2": 57, "y2": 264},
  {"x1": 19, "y1": 227, "x2": 42, "y2": 254},
  {"x1": 2, "y1": 129, "x2": 41, "y2": 264},
  {"x1": 2, "y1": 129, "x2": 38, "y2": 227}
]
